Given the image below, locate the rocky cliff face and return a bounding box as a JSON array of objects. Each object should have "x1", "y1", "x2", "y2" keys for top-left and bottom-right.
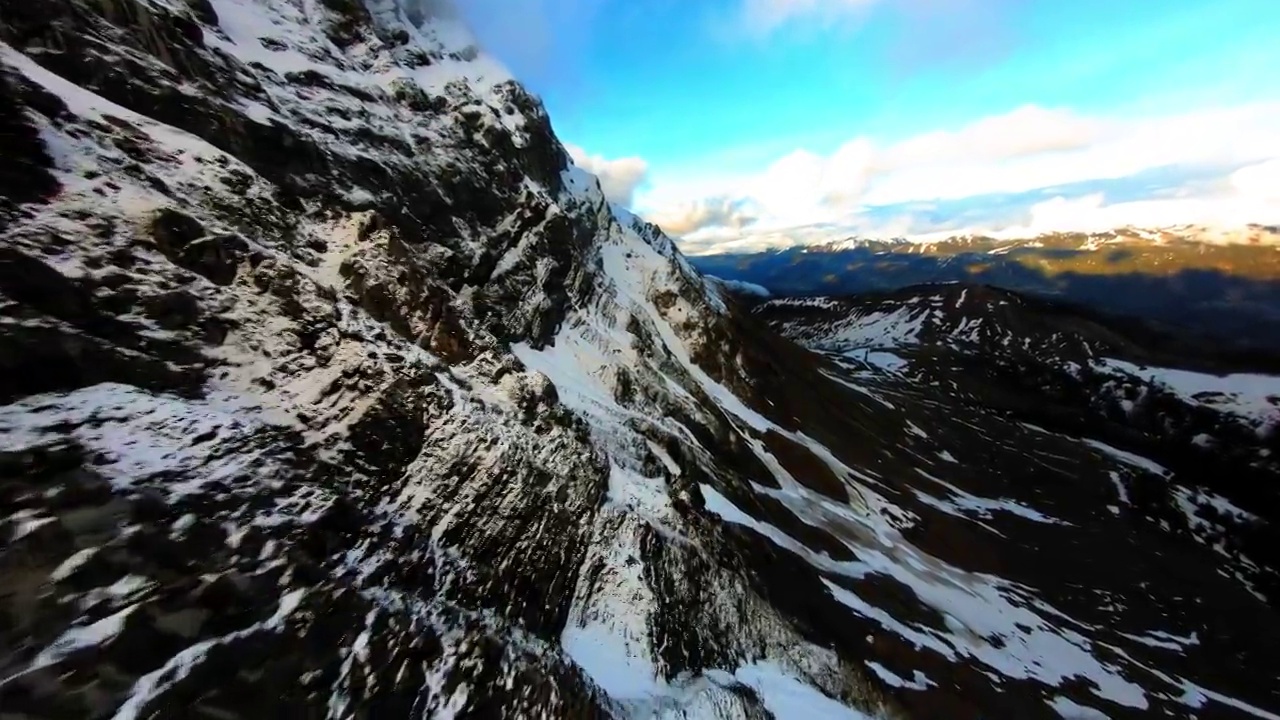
[{"x1": 2, "y1": 2, "x2": 1279, "y2": 719}]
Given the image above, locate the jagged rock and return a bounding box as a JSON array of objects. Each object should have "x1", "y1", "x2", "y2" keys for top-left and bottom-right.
[
  {"x1": 0, "y1": 248, "x2": 98, "y2": 325},
  {"x1": 318, "y1": 0, "x2": 373, "y2": 47},
  {"x1": 141, "y1": 288, "x2": 202, "y2": 329},
  {"x1": 0, "y1": 71, "x2": 61, "y2": 220},
  {"x1": 150, "y1": 209, "x2": 248, "y2": 286}
]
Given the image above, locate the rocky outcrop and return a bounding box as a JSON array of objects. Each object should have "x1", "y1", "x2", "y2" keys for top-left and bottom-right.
[{"x1": 2, "y1": 2, "x2": 1279, "y2": 719}]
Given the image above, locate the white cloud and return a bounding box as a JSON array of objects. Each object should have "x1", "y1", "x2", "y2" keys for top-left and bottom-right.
[
  {"x1": 1232, "y1": 159, "x2": 1280, "y2": 202},
  {"x1": 646, "y1": 196, "x2": 760, "y2": 236},
  {"x1": 882, "y1": 105, "x2": 1100, "y2": 168},
  {"x1": 635, "y1": 102, "x2": 1280, "y2": 251},
  {"x1": 989, "y1": 191, "x2": 1280, "y2": 239},
  {"x1": 864, "y1": 104, "x2": 1280, "y2": 206},
  {"x1": 565, "y1": 144, "x2": 650, "y2": 207}
]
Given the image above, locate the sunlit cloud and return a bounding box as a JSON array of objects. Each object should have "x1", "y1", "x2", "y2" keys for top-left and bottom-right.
[
  {"x1": 627, "y1": 102, "x2": 1280, "y2": 253},
  {"x1": 645, "y1": 196, "x2": 761, "y2": 236},
  {"x1": 1232, "y1": 159, "x2": 1280, "y2": 203},
  {"x1": 564, "y1": 144, "x2": 650, "y2": 207}
]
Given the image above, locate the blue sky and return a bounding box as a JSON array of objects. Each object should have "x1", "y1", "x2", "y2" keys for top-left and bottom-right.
[{"x1": 461, "y1": 0, "x2": 1280, "y2": 251}]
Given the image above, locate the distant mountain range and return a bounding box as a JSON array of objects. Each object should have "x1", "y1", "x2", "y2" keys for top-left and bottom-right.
[{"x1": 690, "y1": 227, "x2": 1280, "y2": 351}]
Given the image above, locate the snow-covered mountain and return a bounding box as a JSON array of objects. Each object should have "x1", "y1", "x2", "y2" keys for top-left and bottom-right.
[
  {"x1": 691, "y1": 230, "x2": 1280, "y2": 353},
  {"x1": 685, "y1": 225, "x2": 1280, "y2": 260},
  {"x1": 2, "y1": 2, "x2": 1279, "y2": 719},
  {"x1": 759, "y1": 283, "x2": 1280, "y2": 606},
  {"x1": 758, "y1": 283, "x2": 1280, "y2": 454}
]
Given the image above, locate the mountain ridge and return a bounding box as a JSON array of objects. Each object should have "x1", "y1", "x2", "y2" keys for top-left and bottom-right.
[
  {"x1": 691, "y1": 230, "x2": 1280, "y2": 353},
  {"x1": 685, "y1": 224, "x2": 1280, "y2": 257}
]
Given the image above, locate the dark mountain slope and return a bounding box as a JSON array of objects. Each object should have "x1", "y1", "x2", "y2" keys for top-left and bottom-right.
[
  {"x1": 1, "y1": 2, "x2": 1278, "y2": 719},
  {"x1": 759, "y1": 282, "x2": 1280, "y2": 596},
  {"x1": 757, "y1": 283, "x2": 1280, "y2": 464}
]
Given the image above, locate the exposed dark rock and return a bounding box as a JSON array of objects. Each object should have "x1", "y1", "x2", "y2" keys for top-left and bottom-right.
[
  {"x1": 318, "y1": 0, "x2": 373, "y2": 47},
  {"x1": 760, "y1": 429, "x2": 850, "y2": 503},
  {"x1": 141, "y1": 288, "x2": 202, "y2": 329},
  {"x1": 0, "y1": 248, "x2": 98, "y2": 325},
  {"x1": 0, "y1": 249, "x2": 208, "y2": 401},
  {"x1": 150, "y1": 209, "x2": 249, "y2": 285},
  {"x1": 0, "y1": 71, "x2": 62, "y2": 221}
]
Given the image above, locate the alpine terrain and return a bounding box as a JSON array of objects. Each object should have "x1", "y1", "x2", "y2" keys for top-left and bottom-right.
[
  {"x1": 1, "y1": 1, "x2": 1278, "y2": 719},
  {"x1": 691, "y1": 229, "x2": 1280, "y2": 352}
]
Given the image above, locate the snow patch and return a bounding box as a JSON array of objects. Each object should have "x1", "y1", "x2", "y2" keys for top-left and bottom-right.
[
  {"x1": 1093, "y1": 358, "x2": 1280, "y2": 435},
  {"x1": 0, "y1": 384, "x2": 289, "y2": 500},
  {"x1": 1080, "y1": 439, "x2": 1170, "y2": 477},
  {"x1": 735, "y1": 662, "x2": 876, "y2": 720},
  {"x1": 865, "y1": 661, "x2": 934, "y2": 691}
]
